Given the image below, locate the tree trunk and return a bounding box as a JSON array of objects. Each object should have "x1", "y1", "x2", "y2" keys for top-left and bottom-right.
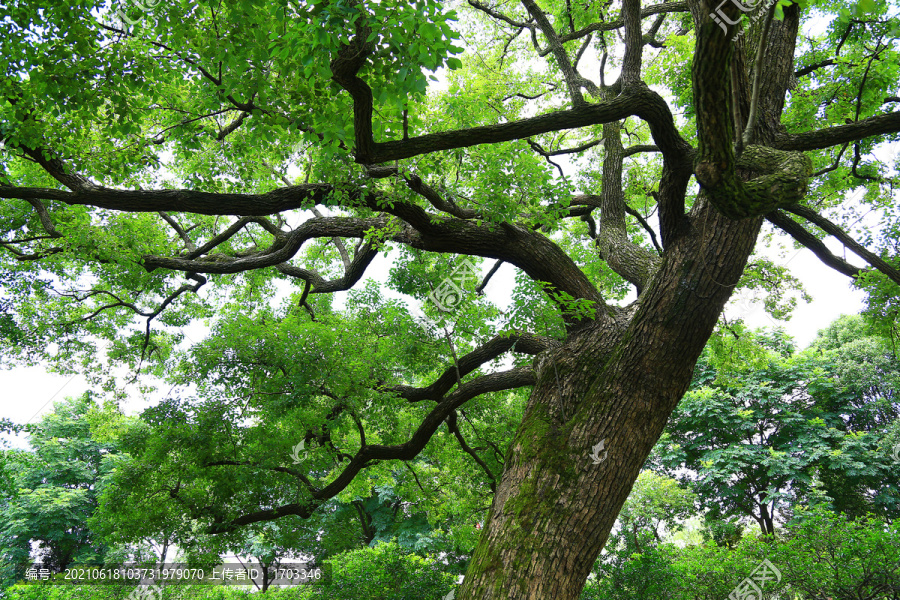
[
  {"x1": 456, "y1": 0, "x2": 804, "y2": 594},
  {"x1": 459, "y1": 205, "x2": 761, "y2": 599}
]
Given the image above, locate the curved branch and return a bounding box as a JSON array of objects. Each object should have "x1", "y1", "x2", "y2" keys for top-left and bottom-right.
[
  {"x1": 25, "y1": 199, "x2": 63, "y2": 238},
  {"x1": 468, "y1": 0, "x2": 531, "y2": 29},
  {"x1": 765, "y1": 210, "x2": 861, "y2": 279},
  {"x1": 385, "y1": 331, "x2": 557, "y2": 403},
  {"x1": 186, "y1": 217, "x2": 282, "y2": 260},
  {"x1": 275, "y1": 241, "x2": 379, "y2": 294},
  {"x1": 208, "y1": 366, "x2": 534, "y2": 533},
  {"x1": 143, "y1": 216, "x2": 383, "y2": 273},
  {"x1": 203, "y1": 460, "x2": 318, "y2": 492},
  {"x1": 624, "y1": 204, "x2": 663, "y2": 255},
  {"x1": 773, "y1": 111, "x2": 900, "y2": 152},
  {"x1": 784, "y1": 204, "x2": 900, "y2": 285},
  {"x1": 402, "y1": 172, "x2": 478, "y2": 219},
  {"x1": 143, "y1": 202, "x2": 605, "y2": 314}
]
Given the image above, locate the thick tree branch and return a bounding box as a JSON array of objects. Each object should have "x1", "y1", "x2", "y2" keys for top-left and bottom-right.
[
  {"x1": 691, "y1": 11, "x2": 812, "y2": 220},
  {"x1": 765, "y1": 210, "x2": 862, "y2": 279},
  {"x1": 595, "y1": 117, "x2": 661, "y2": 292},
  {"x1": 385, "y1": 332, "x2": 559, "y2": 403},
  {"x1": 0, "y1": 182, "x2": 337, "y2": 216},
  {"x1": 4, "y1": 96, "x2": 693, "y2": 222},
  {"x1": 208, "y1": 366, "x2": 535, "y2": 533},
  {"x1": 143, "y1": 217, "x2": 381, "y2": 274},
  {"x1": 329, "y1": 12, "x2": 376, "y2": 160},
  {"x1": 620, "y1": 0, "x2": 643, "y2": 87},
  {"x1": 623, "y1": 144, "x2": 659, "y2": 157},
  {"x1": 371, "y1": 87, "x2": 692, "y2": 166},
  {"x1": 139, "y1": 198, "x2": 606, "y2": 317},
  {"x1": 773, "y1": 111, "x2": 900, "y2": 152},
  {"x1": 784, "y1": 203, "x2": 900, "y2": 285},
  {"x1": 275, "y1": 241, "x2": 379, "y2": 294}
]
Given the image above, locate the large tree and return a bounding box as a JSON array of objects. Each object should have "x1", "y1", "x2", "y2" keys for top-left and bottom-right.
[{"x1": 1, "y1": 0, "x2": 899, "y2": 597}]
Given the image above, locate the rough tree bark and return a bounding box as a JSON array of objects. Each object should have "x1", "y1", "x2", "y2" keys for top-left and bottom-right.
[{"x1": 458, "y1": 1, "x2": 803, "y2": 597}]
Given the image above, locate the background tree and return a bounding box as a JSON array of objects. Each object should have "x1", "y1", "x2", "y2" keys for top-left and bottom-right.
[
  {"x1": 1, "y1": 0, "x2": 899, "y2": 597},
  {"x1": 805, "y1": 315, "x2": 900, "y2": 519},
  {"x1": 0, "y1": 395, "x2": 117, "y2": 581},
  {"x1": 656, "y1": 323, "x2": 900, "y2": 534},
  {"x1": 586, "y1": 471, "x2": 696, "y2": 600}
]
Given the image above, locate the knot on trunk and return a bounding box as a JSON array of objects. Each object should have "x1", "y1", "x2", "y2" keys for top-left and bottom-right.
[{"x1": 696, "y1": 145, "x2": 812, "y2": 220}]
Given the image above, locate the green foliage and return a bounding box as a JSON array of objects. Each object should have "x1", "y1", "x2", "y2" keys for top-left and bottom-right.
[
  {"x1": 588, "y1": 472, "x2": 697, "y2": 599},
  {"x1": 611, "y1": 471, "x2": 697, "y2": 552},
  {"x1": 0, "y1": 395, "x2": 118, "y2": 587},
  {"x1": 295, "y1": 541, "x2": 457, "y2": 600},
  {"x1": 583, "y1": 507, "x2": 900, "y2": 600},
  {"x1": 87, "y1": 283, "x2": 515, "y2": 569},
  {"x1": 772, "y1": 506, "x2": 900, "y2": 599},
  {"x1": 655, "y1": 319, "x2": 900, "y2": 533},
  {"x1": 1, "y1": 0, "x2": 899, "y2": 596},
  {"x1": 3, "y1": 583, "x2": 257, "y2": 600}
]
